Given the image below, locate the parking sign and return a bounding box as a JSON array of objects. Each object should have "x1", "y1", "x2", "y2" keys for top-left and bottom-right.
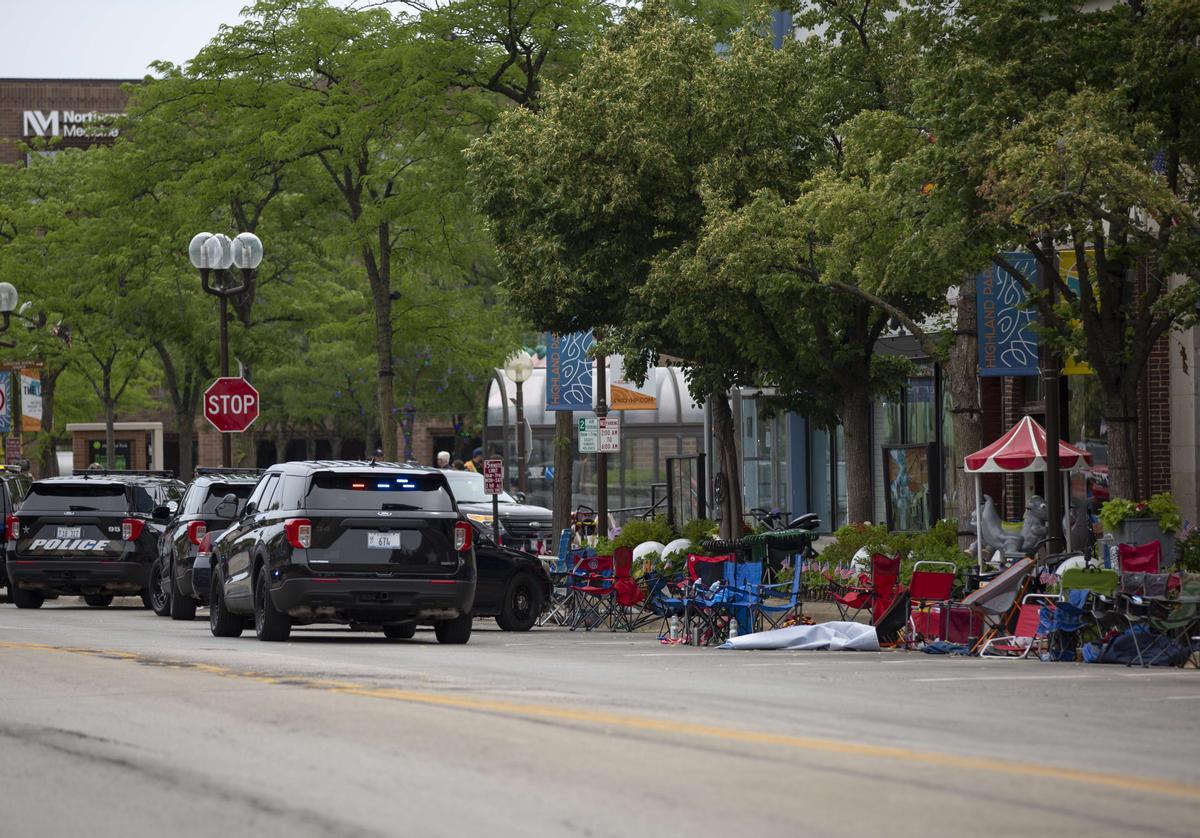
[{"x1": 483, "y1": 458, "x2": 504, "y2": 494}]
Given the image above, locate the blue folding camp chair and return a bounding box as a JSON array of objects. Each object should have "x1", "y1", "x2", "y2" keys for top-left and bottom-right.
[{"x1": 755, "y1": 560, "x2": 803, "y2": 631}]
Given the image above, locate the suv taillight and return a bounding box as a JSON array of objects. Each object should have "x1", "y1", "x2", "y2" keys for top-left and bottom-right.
[
  {"x1": 122, "y1": 518, "x2": 144, "y2": 541},
  {"x1": 285, "y1": 518, "x2": 312, "y2": 549},
  {"x1": 6, "y1": 514, "x2": 19, "y2": 542},
  {"x1": 454, "y1": 520, "x2": 472, "y2": 552},
  {"x1": 187, "y1": 521, "x2": 208, "y2": 545}
]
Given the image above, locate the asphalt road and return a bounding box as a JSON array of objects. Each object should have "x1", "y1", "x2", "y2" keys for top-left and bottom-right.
[{"x1": 1, "y1": 598, "x2": 1198, "y2": 837}]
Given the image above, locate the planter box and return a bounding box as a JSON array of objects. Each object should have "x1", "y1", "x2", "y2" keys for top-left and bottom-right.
[{"x1": 1106, "y1": 518, "x2": 1176, "y2": 568}]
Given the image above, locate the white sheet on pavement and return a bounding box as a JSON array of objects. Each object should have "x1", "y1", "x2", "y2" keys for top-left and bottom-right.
[{"x1": 719, "y1": 621, "x2": 880, "y2": 651}]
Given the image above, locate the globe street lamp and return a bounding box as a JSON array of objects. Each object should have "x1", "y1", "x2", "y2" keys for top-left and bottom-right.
[
  {"x1": 0, "y1": 282, "x2": 18, "y2": 334},
  {"x1": 190, "y1": 232, "x2": 262, "y2": 467},
  {"x1": 503, "y1": 350, "x2": 534, "y2": 496}
]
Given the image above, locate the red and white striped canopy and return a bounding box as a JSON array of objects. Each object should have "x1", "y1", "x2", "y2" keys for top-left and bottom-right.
[{"x1": 963, "y1": 416, "x2": 1093, "y2": 474}]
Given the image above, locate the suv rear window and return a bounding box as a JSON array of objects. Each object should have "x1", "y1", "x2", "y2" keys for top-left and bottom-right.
[
  {"x1": 21, "y1": 483, "x2": 128, "y2": 514},
  {"x1": 305, "y1": 472, "x2": 453, "y2": 512},
  {"x1": 201, "y1": 483, "x2": 254, "y2": 514}
]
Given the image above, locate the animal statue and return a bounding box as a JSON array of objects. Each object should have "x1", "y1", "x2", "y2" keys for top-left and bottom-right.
[
  {"x1": 966, "y1": 494, "x2": 1023, "y2": 556},
  {"x1": 1020, "y1": 495, "x2": 1049, "y2": 552}
]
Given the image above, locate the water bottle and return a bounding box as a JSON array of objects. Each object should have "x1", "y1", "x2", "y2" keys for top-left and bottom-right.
[
  {"x1": 729, "y1": 617, "x2": 739, "y2": 639},
  {"x1": 668, "y1": 615, "x2": 681, "y2": 641}
]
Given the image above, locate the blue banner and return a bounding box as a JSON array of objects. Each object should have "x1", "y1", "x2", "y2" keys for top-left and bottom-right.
[
  {"x1": 0, "y1": 372, "x2": 10, "y2": 433},
  {"x1": 545, "y1": 331, "x2": 594, "y2": 411},
  {"x1": 977, "y1": 253, "x2": 1039, "y2": 377}
]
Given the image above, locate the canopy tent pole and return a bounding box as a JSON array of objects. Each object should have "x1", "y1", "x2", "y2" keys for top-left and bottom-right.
[
  {"x1": 1063, "y1": 472, "x2": 1072, "y2": 553},
  {"x1": 975, "y1": 472, "x2": 984, "y2": 572}
]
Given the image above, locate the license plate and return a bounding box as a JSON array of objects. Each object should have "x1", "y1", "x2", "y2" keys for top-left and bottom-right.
[
  {"x1": 57, "y1": 527, "x2": 82, "y2": 539},
  {"x1": 367, "y1": 531, "x2": 401, "y2": 550}
]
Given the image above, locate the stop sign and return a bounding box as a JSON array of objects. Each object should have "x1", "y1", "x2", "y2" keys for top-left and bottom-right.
[{"x1": 204, "y1": 377, "x2": 260, "y2": 433}]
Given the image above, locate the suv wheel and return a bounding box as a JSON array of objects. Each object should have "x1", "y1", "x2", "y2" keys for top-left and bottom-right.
[
  {"x1": 496, "y1": 573, "x2": 542, "y2": 632},
  {"x1": 148, "y1": 559, "x2": 171, "y2": 617},
  {"x1": 169, "y1": 560, "x2": 197, "y2": 621},
  {"x1": 140, "y1": 589, "x2": 153, "y2": 610},
  {"x1": 84, "y1": 594, "x2": 114, "y2": 608},
  {"x1": 209, "y1": 576, "x2": 244, "y2": 638},
  {"x1": 382, "y1": 622, "x2": 416, "y2": 640},
  {"x1": 434, "y1": 612, "x2": 472, "y2": 645},
  {"x1": 10, "y1": 585, "x2": 44, "y2": 609},
  {"x1": 254, "y1": 566, "x2": 291, "y2": 642}
]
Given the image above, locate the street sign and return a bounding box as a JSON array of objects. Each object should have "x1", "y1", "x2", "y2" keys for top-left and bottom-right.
[
  {"x1": 483, "y1": 458, "x2": 504, "y2": 495},
  {"x1": 579, "y1": 415, "x2": 619, "y2": 454},
  {"x1": 6, "y1": 434, "x2": 21, "y2": 465},
  {"x1": 203, "y1": 377, "x2": 260, "y2": 433}
]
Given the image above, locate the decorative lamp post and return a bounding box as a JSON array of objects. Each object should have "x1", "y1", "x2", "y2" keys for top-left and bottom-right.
[
  {"x1": 503, "y1": 350, "x2": 534, "y2": 496},
  {"x1": 190, "y1": 232, "x2": 261, "y2": 467}
]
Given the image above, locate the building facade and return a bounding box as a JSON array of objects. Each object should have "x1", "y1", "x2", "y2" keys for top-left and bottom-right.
[{"x1": 1, "y1": 78, "x2": 132, "y2": 165}]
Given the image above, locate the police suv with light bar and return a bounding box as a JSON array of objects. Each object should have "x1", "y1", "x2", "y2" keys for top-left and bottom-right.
[
  {"x1": 207, "y1": 461, "x2": 477, "y2": 643},
  {"x1": 5, "y1": 472, "x2": 184, "y2": 609}
]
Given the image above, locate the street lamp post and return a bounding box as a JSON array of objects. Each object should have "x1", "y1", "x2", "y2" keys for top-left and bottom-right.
[
  {"x1": 0, "y1": 282, "x2": 18, "y2": 341},
  {"x1": 189, "y1": 232, "x2": 262, "y2": 468},
  {"x1": 503, "y1": 351, "x2": 534, "y2": 497}
]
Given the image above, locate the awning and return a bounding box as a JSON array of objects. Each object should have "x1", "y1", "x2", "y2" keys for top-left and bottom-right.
[{"x1": 963, "y1": 416, "x2": 1092, "y2": 474}]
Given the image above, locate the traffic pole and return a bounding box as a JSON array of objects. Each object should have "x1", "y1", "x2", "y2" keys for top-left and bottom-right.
[
  {"x1": 1040, "y1": 235, "x2": 1063, "y2": 554},
  {"x1": 595, "y1": 353, "x2": 607, "y2": 539},
  {"x1": 218, "y1": 293, "x2": 232, "y2": 468}
]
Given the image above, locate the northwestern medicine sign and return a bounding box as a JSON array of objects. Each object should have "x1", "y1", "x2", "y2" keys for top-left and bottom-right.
[{"x1": 22, "y1": 110, "x2": 120, "y2": 139}]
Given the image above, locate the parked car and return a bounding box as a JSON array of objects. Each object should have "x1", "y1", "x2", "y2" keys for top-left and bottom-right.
[
  {"x1": 469, "y1": 520, "x2": 551, "y2": 631},
  {"x1": 5, "y1": 471, "x2": 184, "y2": 609},
  {"x1": 148, "y1": 468, "x2": 261, "y2": 620},
  {"x1": 208, "y1": 460, "x2": 477, "y2": 643},
  {"x1": 442, "y1": 469, "x2": 555, "y2": 555},
  {"x1": 0, "y1": 465, "x2": 32, "y2": 597}
]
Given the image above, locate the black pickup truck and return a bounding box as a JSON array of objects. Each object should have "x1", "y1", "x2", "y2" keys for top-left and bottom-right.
[
  {"x1": 208, "y1": 460, "x2": 477, "y2": 643},
  {"x1": 6, "y1": 472, "x2": 183, "y2": 609}
]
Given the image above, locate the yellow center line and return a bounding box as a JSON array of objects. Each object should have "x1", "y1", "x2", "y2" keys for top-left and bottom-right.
[{"x1": 3, "y1": 638, "x2": 1198, "y2": 801}]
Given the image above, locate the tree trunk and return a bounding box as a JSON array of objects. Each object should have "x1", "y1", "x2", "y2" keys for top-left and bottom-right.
[
  {"x1": 366, "y1": 240, "x2": 397, "y2": 462},
  {"x1": 176, "y1": 410, "x2": 195, "y2": 480},
  {"x1": 274, "y1": 426, "x2": 289, "y2": 464},
  {"x1": 38, "y1": 366, "x2": 62, "y2": 477},
  {"x1": 104, "y1": 399, "x2": 117, "y2": 470},
  {"x1": 711, "y1": 391, "x2": 743, "y2": 539},
  {"x1": 839, "y1": 383, "x2": 874, "y2": 525},
  {"x1": 304, "y1": 431, "x2": 316, "y2": 461},
  {"x1": 948, "y1": 278, "x2": 982, "y2": 546},
  {"x1": 1103, "y1": 388, "x2": 1139, "y2": 501},
  {"x1": 552, "y1": 410, "x2": 575, "y2": 541}
]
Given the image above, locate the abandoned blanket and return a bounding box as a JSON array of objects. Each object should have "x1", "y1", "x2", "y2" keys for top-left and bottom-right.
[{"x1": 719, "y1": 621, "x2": 880, "y2": 651}]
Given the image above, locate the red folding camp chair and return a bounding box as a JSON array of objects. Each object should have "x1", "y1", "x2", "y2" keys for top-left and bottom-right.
[
  {"x1": 1118, "y1": 540, "x2": 1162, "y2": 574},
  {"x1": 684, "y1": 554, "x2": 735, "y2": 645},
  {"x1": 568, "y1": 554, "x2": 615, "y2": 631},
  {"x1": 906, "y1": 561, "x2": 956, "y2": 646},
  {"x1": 609, "y1": 547, "x2": 646, "y2": 632},
  {"x1": 961, "y1": 558, "x2": 1036, "y2": 654},
  {"x1": 830, "y1": 554, "x2": 901, "y2": 623},
  {"x1": 980, "y1": 594, "x2": 1060, "y2": 659}
]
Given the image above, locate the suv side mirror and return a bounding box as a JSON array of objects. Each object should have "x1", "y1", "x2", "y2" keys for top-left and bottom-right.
[
  {"x1": 152, "y1": 505, "x2": 172, "y2": 521},
  {"x1": 514, "y1": 491, "x2": 527, "y2": 504},
  {"x1": 214, "y1": 493, "x2": 240, "y2": 519}
]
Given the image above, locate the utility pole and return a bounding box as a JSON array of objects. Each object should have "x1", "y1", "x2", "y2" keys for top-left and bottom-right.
[
  {"x1": 595, "y1": 352, "x2": 607, "y2": 538},
  {"x1": 1040, "y1": 235, "x2": 1064, "y2": 553}
]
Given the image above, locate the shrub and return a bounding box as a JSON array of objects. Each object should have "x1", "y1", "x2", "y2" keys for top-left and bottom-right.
[
  {"x1": 680, "y1": 517, "x2": 719, "y2": 544},
  {"x1": 1099, "y1": 492, "x2": 1182, "y2": 534},
  {"x1": 611, "y1": 515, "x2": 675, "y2": 550},
  {"x1": 1177, "y1": 530, "x2": 1200, "y2": 573}
]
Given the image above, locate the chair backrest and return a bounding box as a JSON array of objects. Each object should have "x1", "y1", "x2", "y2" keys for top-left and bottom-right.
[
  {"x1": 1060, "y1": 566, "x2": 1119, "y2": 596},
  {"x1": 961, "y1": 558, "x2": 1035, "y2": 613},
  {"x1": 1014, "y1": 603, "x2": 1044, "y2": 639},
  {"x1": 613, "y1": 546, "x2": 634, "y2": 580},
  {"x1": 1119, "y1": 572, "x2": 1145, "y2": 597},
  {"x1": 557, "y1": 528, "x2": 573, "y2": 560},
  {"x1": 871, "y1": 553, "x2": 901, "y2": 592},
  {"x1": 1118, "y1": 540, "x2": 1161, "y2": 574},
  {"x1": 734, "y1": 561, "x2": 763, "y2": 591},
  {"x1": 576, "y1": 554, "x2": 614, "y2": 578},
  {"x1": 1143, "y1": 573, "x2": 1170, "y2": 599},
  {"x1": 687, "y1": 554, "x2": 732, "y2": 587},
  {"x1": 910, "y1": 570, "x2": 955, "y2": 601}
]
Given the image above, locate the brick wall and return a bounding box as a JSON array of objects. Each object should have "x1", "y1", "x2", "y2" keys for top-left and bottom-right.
[{"x1": 1138, "y1": 331, "x2": 1172, "y2": 497}]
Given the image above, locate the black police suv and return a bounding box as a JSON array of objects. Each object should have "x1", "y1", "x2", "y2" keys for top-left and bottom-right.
[
  {"x1": 149, "y1": 468, "x2": 261, "y2": 621},
  {"x1": 469, "y1": 521, "x2": 551, "y2": 631},
  {"x1": 6, "y1": 471, "x2": 184, "y2": 609},
  {"x1": 208, "y1": 461, "x2": 477, "y2": 643},
  {"x1": 442, "y1": 469, "x2": 555, "y2": 555},
  {"x1": 0, "y1": 465, "x2": 31, "y2": 596}
]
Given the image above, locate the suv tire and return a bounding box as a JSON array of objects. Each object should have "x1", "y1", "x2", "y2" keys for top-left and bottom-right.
[
  {"x1": 11, "y1": 585, "x2": 44, "y2": 609},
  {"x1": 148, "y1": 559, "x2": 171, "y2": 617},
  {"x1": 140, "y1": 590, "x2": 153, "y2": 610},
  {"x1": 254, "y1": 566, "x2": 291, "y2": 642},
  {"x1": 496, "y1": 573, "x2": 542, "y2": 632},
  {"x1": 84, "y1": 594, "x2": 114, "y2": 608},
  {"x1": 434, "y1": 612, "x2": 472, "y2": 645},
  {"x1": 382, "y1": 622, "x2": 416, "y2": 640},
  {"x1": 169, "y1": 560, "x2": 197, "y2": 621},
  {"x1": 209, "y1": 576, "x2": 244, "y2": 638}
]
